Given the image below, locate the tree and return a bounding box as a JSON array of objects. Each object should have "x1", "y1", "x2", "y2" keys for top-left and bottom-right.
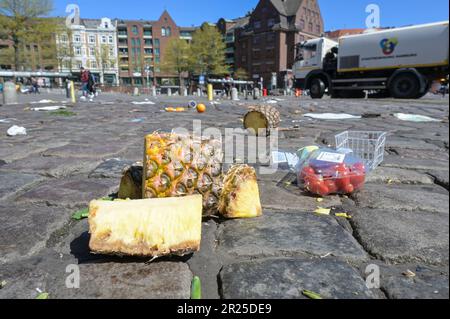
[
  {"x1": 0, "y1": 0, "x2": 56, "y2": 72},
  {"x1": 234, "y1": 68, "x2": 249, "y2": 80},
  {"x1": 161, "y1": 38, "x2": 190, "y2": 91},
  {"x1": 95, "y1": 44, "x2": 116, "y2": 85},
  {"x1": 190, "y1": 24, "x2": 228, "y2": 77},
  {"x1": 55, "y1": 25, "x2": 75, "y2": 72}
]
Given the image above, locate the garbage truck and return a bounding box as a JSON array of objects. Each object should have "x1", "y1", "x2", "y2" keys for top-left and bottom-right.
[{"x1": 293, "y1": 21, "x2": 449, "y2": 99}]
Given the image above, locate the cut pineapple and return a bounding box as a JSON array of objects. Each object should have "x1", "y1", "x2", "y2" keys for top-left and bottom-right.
[
  {"x1": 218, "y1": 165, "x2": 262, "y2": 219},
  {"x1": 143, "y1": 133, "x2": 223, "y2": 216},
  {"x1": 118, "y1": 164, "x2": 142, "y2": 200},
  {"x1": 88, "y1": 195, "x2": 203, "y2": 257}
]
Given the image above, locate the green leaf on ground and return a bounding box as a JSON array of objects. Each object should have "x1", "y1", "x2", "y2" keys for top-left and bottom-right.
[
  {"x1": 302, "y1": 290, "x2": 323, "y2": 299},
  {"x1": 191, "y1": 276, "x2": 202, "y2": 300},
  {"x1": 49, "y1": 110, "x2": 77, "y2": 117},
  {"x1": 36, "y1": 293, "x2": 49, "y2": 299},
  {"x1": 72, "y1": 208, "x2": 89, "y2": 220}
]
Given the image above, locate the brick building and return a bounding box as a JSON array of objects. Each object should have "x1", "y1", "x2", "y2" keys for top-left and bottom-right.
[
  {"x1": 233, "y1": 0, "x2": 324, "y2": 87},
  {"x1": 217, "y1": 17, "x2": 250, "y2": 73},
  {"x1": 116, "y1": 11, "x2": 196, "y2": 87}
]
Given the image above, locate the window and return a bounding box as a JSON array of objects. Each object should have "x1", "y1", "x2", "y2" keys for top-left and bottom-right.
[
  {"x1": 74, "y1": 34, "x2": 81, "y2": 43},
  {"x1": 60, "y1": 35, "x2": 68, "y2": 43},
  {"x1": 254, "y1": 21, "x2": 261, "y2": 29},
  {"x1": 167, "y1": 27, "x2": 171, "y2": 36},
  {"x1": 144, "y1": 39, "x2": 152, "y2": 46},
  {"x1": 299, "y1": 19, "x2": 305, "y2": 29},
  {"x1": 242, "y1": 55, "x2": 246, "y2": 62},
  {"x1": 132, "y1": 26, "x2": 138, "y2": 35},
  {"x1": 89, "y1": 35, "x2": 96, "y2": 43},
  {"x1": 316, "y1": 25, "x2": 321, "y2": 34},
  {"x1": 109, "y1": 35, "x2": 114, "y2": 43},
  {"x1": 308, "y1": 22, "x2": 313, "y2": 32},
  {"x1": 110, "y1": 47, "x2": 115, "y2": 56},
  {"x1": 101, "y1": 35, "x2": 107, "y2": 43},
  {"x1": 89, "y1": 47, "x2": 95, "y2": 56},
  {"x1": 267, "y1": 33, "x2": 275, "y2": 42},
  {"x1": 144, "y1": 48, "x2": 153, "y2": 54},
  {"x1": 91, "y1": 61, "x2": 97, "y2": 68},
  {"x1": 154, "y1": 48, "x2": 160, "y2": 56},
  {"x1": 268, "y1": 18, "x2": 276, "y2": 27},
  {"x1": 104, "y1": 22, "x2": 109, "y2": 29},
  {"x1": 75, "y1": 47, "x2": 82, "y2": 56},
  {"x1": 154, "y1": 39, "x2": 160, "y2": 47}
]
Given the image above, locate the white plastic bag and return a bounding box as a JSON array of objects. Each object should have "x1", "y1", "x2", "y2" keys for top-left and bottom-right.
[{"x1": 7, "y1": 125, "x2": 27, "y2": 136}]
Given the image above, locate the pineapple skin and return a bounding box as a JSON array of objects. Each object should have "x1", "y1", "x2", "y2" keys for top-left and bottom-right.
[
  {"x1": 218, "y1": 165, "x2": 263, "y2": 219},
  {"x1": 89, "y1": 195, "x2": 203, "y2": 257},
  {"x1": 143, "y1": 133, "x2": 223, "y2": 216}
]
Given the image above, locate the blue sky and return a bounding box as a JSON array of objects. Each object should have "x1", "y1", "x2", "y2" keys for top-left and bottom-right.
[{"x1": 52, "y1": 0, "x2": 449, "y2": 30}]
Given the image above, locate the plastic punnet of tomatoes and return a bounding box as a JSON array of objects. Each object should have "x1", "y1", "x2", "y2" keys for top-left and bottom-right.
[{"x1": 297, "y1": 148, "x2": 367, "y2": 196}]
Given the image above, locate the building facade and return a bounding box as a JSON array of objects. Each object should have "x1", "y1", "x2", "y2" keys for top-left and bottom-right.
[
  {"x1": 233, "y1": 0, "x2": 324, "y2": 87},
  {"x1": 217, "y1": 17, "x2": 250, "y2": 73},
  {"x1": 56, "y1": 17, "x2": 119, "y2": 85},
  {"x1": 116, "y1": 11, "x2": 197, "y2": 87}
]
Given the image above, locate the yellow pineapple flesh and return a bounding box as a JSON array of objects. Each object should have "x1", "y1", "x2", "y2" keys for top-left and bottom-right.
[
  {"x1": 88, "y1": 195, "x2": 203, "y2": 257},
  {"x1": 218, "y1": 165, "x2": 262, "y2": 219},
  {"x1": 143, "y1": 133, "x2": 223, "y2": 216}
]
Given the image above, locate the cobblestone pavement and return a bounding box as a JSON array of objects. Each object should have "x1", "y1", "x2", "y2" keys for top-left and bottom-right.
[{"x1": 0, "y1": 92, "x2": 448, "y2": 299}]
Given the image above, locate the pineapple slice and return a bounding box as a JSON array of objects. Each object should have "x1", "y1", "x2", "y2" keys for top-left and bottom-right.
[
  {"x1": 218, "y1": 165, "x2": 262, "y2": 219},
  {"x1": 89, "y1": 195, "x2": 203, "y2": 257}
]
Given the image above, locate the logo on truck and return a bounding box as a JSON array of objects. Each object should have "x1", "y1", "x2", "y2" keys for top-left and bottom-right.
[{"x1": 380, "y1": 38, "x2": 399, "y2": 55}]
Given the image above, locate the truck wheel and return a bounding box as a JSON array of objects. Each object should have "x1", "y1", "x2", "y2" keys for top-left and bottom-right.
[
  {"x1": 415, "y1": 80, "x2": 431, "y2": 99},
  {"x1": 389, "y1": 73, "x2": 420, "y2": 99},
  {"x1": 310, "y1": 78, "x2": 325, "y2": 99}
]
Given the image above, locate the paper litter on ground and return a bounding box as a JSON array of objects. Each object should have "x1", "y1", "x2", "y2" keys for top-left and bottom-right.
[
  {"x1": 31, "y1": 106, "x2": 67, "y2": 111},
  {"x1": 303, "y1": 113, "x2": 362, "y2": 120},
  {"x1": 7, "y1": 125, "x2": 27, "y2": 136},
  {"x1": 131, "y1": 101, "x2": 156, "y2": 105},
  {"x1": 394, "y1": 113, "x2": 441, "y2": 123},
  {"x1": 30, "y1": 99, "x2": 57, "y2": 104}
]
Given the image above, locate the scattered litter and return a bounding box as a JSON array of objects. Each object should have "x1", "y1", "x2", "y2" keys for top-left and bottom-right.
[
  {"x1": 0, "y1": 280, "x2": 6, "y2": 289},
  {"x1": 188, "y1": 100, "x2": 198, "y2": 108},
  {"x1": 304, "y1": 113, "x2": 362, "y2": 120},
  {"x1": 266, "y1": 99, "x2": 279, "y2": 104},
  {"x1": 314, "y1": 207, "x2": 331, "y2": 216},
  {"x1": 316, "y1": 198, "x2": 324, "y2": 203},
  {"x1": 387, "y1": 179, "x2": 394, "y2": 185},
  {"x1": 50, "y1": 110, "x2": 76, "y2": 117},
  {"x1": 131, "y1": 118, "x2": 145, "y2": 123},
  {"x1": 7, "y1": 125, "x2": 27, "y2": 136},
  {"x1": 403, "y1": 270, "x2": 416, "y2": 278},
  {"x1": 191, "y1": 276, "x2": 202, "y2": 300},
  {"x1": 394, "y1": 113, "x2": 441, "y2": 123},
  {"x1": 302, "y1": 290, "x2": 323, "y2": 300},
  {"x1": 30, "y1": 99, "x2": 56, "y2": 104},
  {"x1": 334, "y1": 213, "x2": 352, "y2": 219},
  {"x1": 131, "y1": 101, "x2": 155, "y2": 105},
  {"x1": 0, "y1": 118, "x2": 15, "y2": 123},
  {"x1": 145, "y1": 256, "x2": 159, "y2": 265},
  {"x1": 31, "y1": 106, "x2": 67, "y2": 112},
  {"x1": 320, "y1": 253, "x2": 332, "y2": 258}
]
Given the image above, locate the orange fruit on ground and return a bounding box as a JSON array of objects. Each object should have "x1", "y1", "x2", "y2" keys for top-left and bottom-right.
[{"x1": 197, "y1": 103, "x2": 206, "y2": 113}]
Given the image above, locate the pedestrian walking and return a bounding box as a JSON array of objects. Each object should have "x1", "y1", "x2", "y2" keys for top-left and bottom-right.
[{"x1": 80, "y1": 67, "x2": 90, "y2": 97}]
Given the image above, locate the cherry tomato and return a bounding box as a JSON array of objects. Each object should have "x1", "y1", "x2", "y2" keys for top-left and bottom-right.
[
  {"x1": 304, "y1": 175, "x2": 329, "y2": 196},
  {"x1": 350, "y1": 174, "x2": 366, "y2": 190},
  {"x1": 300, "y1": 166, "x2": 316, "y2": 182},
  {"x1": 352, "y1": 162, "x2": 366, "y2": 174},
  {"x1": 324, "y1": 179, "x2": 339, "y2": 194},
  {"x1": 343, "y1": 183, "x2": 355, "y2": 194}
]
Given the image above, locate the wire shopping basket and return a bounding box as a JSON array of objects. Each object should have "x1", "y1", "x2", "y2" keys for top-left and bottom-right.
[{"x1": 335, "y1": 131, "x2": 387, "y2": 171}]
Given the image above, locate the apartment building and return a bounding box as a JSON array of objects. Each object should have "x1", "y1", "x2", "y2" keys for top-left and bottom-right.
[
  {"x1": 56, "y1": 17, "x2": 119, "y2": 85},
  {"x1": 217, "y1": 17, "x2": 250, "y2": 72},
  {"x1": 0, "y1": 38, "x2": 56, "y2": 72},
  {"x1": 233, "y1": 0, "x2": 324, "y2": 87},
  {"x1": 116, "y1": 11, "x2": 197, "y2": 87}
]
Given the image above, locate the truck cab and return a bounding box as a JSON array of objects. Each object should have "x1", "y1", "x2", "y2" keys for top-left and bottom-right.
[{"x1": 294, "y1": 38, "x2": 338, "y2": 82}]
